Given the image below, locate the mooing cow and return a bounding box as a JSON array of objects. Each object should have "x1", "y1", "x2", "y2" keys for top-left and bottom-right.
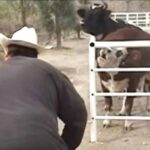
[{"x1": 77, "y1": 2, "x2": 150, "y2": 129}]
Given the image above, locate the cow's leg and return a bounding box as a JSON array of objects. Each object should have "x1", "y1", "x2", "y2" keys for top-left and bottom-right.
[
  {"x1": 103, "y1": 96, "x2": 113, "y2": 127},
  {"x1": 119, "y1": 96, "x2": 127, "y2": 115},
  {"x1": 124, "y1": 96, "x2": 134, "y2": 130},
  {"x1": 101, "y1": 84, "x2": 113, "y2": 127}
]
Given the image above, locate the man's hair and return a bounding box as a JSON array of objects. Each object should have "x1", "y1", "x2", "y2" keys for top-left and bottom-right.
[{"x1": 7, "y1": 44, "x2": 38, "y2": 58}]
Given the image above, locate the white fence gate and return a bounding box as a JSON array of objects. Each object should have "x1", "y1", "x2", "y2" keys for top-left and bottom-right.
[
  {"x1": 89, "y1": 36, "x2": 150, "y2": 142},
  {"x1": 111, "y1": 12, "x2": 150, "y2": 30}
]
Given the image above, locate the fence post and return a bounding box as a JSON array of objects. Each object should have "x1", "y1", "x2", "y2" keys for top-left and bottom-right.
[
  {"x1": 89, "y1": 37, "x2": 150, "y2": 142},
  {"x1": 89, "y1": 36, "x2": 97, "y2": 142}
]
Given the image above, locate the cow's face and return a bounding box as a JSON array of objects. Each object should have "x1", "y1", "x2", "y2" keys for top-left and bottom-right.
[
  {"x1": 97, "y1": 47, "x2": 128, "y2": 68},
  {"x1": 77, "y1": 5, "x2": 111, "y2": 36}
]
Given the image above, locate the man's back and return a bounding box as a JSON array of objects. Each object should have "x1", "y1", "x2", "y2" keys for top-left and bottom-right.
[
  {"x1": 0, "y1": 26, "x2": 87, "y2": 150},
  {"x1": 0, "y1": 56, "x2": 85, "y2": 150}
]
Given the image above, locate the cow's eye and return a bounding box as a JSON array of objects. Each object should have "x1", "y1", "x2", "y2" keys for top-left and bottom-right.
[
  {"x1": 116, "y1": 50, "x2": 123, "y2": 57},
  {"x1": 107, "y1": 49, "x2": 111, "y2": 53}
]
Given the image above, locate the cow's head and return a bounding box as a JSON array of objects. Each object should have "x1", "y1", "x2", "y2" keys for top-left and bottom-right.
[
  {"x1": 77, "y1": 3, "x2": 111, "y2": 36},
  {"x1": 97, "y1": 47, "x2": 128, "y2": 68}
]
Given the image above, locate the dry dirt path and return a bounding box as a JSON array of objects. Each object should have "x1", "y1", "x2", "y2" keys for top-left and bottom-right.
[{"x1": 39, "y1": 37, "x2": 150, "y2": 150}]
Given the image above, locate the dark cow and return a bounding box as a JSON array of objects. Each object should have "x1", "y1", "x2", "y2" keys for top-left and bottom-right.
[
  {"x1": 77, "y1": 3, "x2": 150, "y2": 129},
  {"x1": 77, "y1": 3, "x2": 142, "y2": 39}
]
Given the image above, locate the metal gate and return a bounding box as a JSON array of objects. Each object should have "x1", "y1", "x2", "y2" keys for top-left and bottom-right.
[
  {"x1": 111, "y1": 12, "x2": 150, "y2": 30},
  {"x1": 89, "y1": 36, "x2": 150, "y2": 142}
]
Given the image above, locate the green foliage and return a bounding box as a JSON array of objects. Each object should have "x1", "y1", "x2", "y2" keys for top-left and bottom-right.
[
  {"x1": 0, "y1": 1, "x2": 21, "y2": 34},
  {"x1": 36, "y1": 0, "x2": 54, "y2": 36},
  {"x1": 0, "y1": 0, "x2": 38, "y2": 34},
  {"x1": 36, "y1": 0, "x2": 77, "y2": 31},
  {"x1": 78, "y1": 0, "x2": 89, "y2": 4},
  {"x1": 53, "y1": 0, "x2": 77, "y2": 30},
  {"x1": 35, "y1": 0, "x2": 78, "y2": 47},
  {"x1": 0, "y1": 0, "x2": 86, "y2": 45}
]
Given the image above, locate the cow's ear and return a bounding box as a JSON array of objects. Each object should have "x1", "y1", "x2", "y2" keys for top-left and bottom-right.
[{"x1": 77, "y1": 9, "x2": 86, "y2": 18}]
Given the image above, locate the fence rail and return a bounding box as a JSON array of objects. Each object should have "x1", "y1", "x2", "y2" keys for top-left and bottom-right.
[
  {"x1": 92, "y1": 40, "x2": 150, "y2": 48},
  {"x1": 94, "y1": 68, "x2": 150, "y2": 72},
  {"x1": 89, "y1": 35, "x2": 150, "y2": 142},
  {"x1": 111, "y1": 12, "x2": 150, "y2": 30}
]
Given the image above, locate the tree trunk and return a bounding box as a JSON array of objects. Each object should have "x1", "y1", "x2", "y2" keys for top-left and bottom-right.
[
  {"x1": 20, "y1": 0, "x2": 27, "y2": 26},
  {"x1": 75, "y1": 24, "x2": 81, "y2": 39},
  {"x1": 55, "y1": 14, "x2": 62, "y2": 49},
  {"x1": 77, "y1": 30, "x2": 80, "y2": 39}
]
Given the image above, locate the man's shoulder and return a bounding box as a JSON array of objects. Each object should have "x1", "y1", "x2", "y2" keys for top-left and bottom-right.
[
  {"x1": 31, "y1": 58, "x2": 67, "y2": 81},
  {"x1": 34, "y1": 58, "x2": 61, "y2": 73},
  {"x1": 2, "y1": 56, "x2": 70, "y2": 85}
]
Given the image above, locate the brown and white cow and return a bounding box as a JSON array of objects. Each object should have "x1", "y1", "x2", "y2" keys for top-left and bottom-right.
[{"x1": 77, "y1": 3, "x2": 150, "y2": 129}]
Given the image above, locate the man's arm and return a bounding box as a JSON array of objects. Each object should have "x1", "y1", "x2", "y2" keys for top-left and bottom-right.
[{"x1": 57, "y1": 75, "x2": 87, "y2": 150}]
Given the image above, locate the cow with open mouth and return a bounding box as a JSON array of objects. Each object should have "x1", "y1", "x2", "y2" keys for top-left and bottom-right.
[{"x1": 77, "y1": 2, "x2": 150, "y2": 129}]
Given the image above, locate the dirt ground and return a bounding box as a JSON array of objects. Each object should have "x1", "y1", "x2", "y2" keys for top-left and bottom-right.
[{"x1": 39, "y1": 36, "x2": 150, "y2": 150}]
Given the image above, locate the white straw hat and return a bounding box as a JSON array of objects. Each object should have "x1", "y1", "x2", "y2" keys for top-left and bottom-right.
[{"x1": 0, "y1": 26, "x2": 47, "y2": 53}]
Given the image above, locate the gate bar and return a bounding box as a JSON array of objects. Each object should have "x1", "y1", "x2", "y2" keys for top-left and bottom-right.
[{"x1": 89, "y1": 36, "x2": 150, "y2": 142}]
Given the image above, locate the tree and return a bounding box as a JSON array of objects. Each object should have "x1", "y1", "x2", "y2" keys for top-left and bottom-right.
[
  {"x1": 76, "y1": 0, "x2": 90, "y2": 39},
  {"x1": 20, "y1": 0, "x2": 28, "y2": 26},
  {"x1": 36, "y1": 0, "x2": 77, "y2": 49},
  {"x1": 4, "y1": 0, "x2": 36, "y2": 31},
  {"x1": 35, "y1": 0, "x2": 54, "y2": 42},
  {"x1": 0, "y1": 0, "x2": 24, "y2": 35}
]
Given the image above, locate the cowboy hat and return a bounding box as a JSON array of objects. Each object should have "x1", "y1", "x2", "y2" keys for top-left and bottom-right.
[{"x1": 0, "y1": 26, "x2": 47, "y2": 53}]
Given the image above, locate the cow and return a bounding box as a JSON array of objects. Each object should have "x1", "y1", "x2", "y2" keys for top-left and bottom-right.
[
  {"x1": 77, "y1": 3, "x2": 142, "y2": 40},
  {"x1": 77, "y1": 3, "x2": 150, "y2": 129}
]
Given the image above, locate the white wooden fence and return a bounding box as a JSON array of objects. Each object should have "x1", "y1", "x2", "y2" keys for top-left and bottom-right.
[
  {"x1": 111, "y1": 12, "x2": 150, "y2": 30},
  {"x1": 89, "y1": 36, "x2": 150, "y2": 142}
]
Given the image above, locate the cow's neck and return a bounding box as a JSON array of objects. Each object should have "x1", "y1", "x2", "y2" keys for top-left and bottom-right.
[
  {"x1": 96, "y1": 18, "x2": 122, "y2": 40},
  {"x1": 105, "y1": 18, "x2": 122, "y2": 33}
]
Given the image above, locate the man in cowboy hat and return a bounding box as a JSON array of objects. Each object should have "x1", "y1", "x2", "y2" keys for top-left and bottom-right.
[{"x1": 0, "y1": 27, "x2": 87, "y2": 150}]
